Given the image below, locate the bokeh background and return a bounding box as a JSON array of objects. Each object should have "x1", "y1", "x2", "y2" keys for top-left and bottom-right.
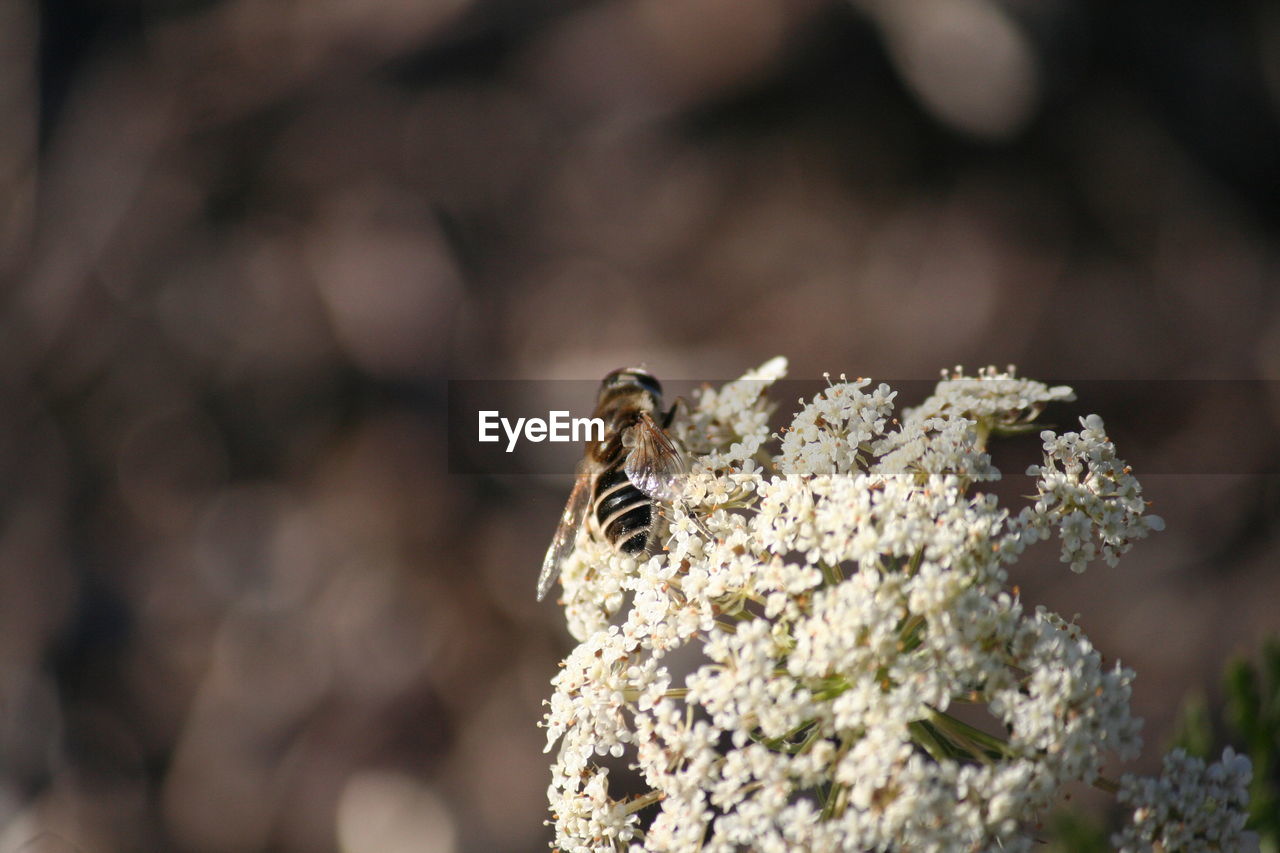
[{"x1": 3, "y1": 0, "x2": 1279, "y2": 850}]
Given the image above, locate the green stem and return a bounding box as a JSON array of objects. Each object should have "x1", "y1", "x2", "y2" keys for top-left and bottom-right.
[
  {"x1": 928, "y1": 709, "x2": 1012, "y2": 761},
  {"x1": 794, "y1": 724, "x2": 823, "y2": 755},
  {"x1": 908, "y1": 720, "x2": 952, "y2": 762},
  {"x1": 899, "y1": 614, "x2": 926, "y2": 652},
  {"x1": 625, "y1": 790, "x2": 664, "y2": 814},
  {"x1": 822, "y1": 782, "x2": 849, "y2": 820},
  {"x1": 973, "y1": 420, "x2": 991, "y2": 452},
  {"x1": 819, "y1": 737, "x2": 852, "y2": 820},
  {"x1": 623, "y1": 685, "x2": 690, "y2": 703}
]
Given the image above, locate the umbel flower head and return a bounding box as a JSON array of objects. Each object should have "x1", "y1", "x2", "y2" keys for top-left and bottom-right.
[{"x1": 542, "y1": 359, "x2": 1250, "y2": 852}]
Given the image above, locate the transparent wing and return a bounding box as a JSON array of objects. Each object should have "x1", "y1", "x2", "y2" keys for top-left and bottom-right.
[
  {"x1": 537, "y1": 462, "x2": 593, "y2": 601},
  {"x1": 623, "y1": 412, "x2": 687, "y2": 502}
]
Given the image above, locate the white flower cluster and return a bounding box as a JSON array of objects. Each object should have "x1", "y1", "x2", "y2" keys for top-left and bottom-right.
[
  {"x1": 1113, "y1": 747, "x2": 1255, "y2": 853},
  {"x1": 542, "y1": 359, "x2": 1248, "y2": 852},
  {"x1": 1019, "y1": 414, "x2": 1166, "y2": 573}
]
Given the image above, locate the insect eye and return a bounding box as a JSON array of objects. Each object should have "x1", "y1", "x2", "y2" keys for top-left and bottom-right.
[
  {"x1": 632, "y1": 372, "x2": 662, "y2": 397},
  {"x1": 601, "y1": 368, "x2": 662, "y2": 397}
]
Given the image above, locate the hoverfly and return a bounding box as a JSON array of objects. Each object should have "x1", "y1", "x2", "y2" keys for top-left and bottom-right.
[{"x1": 536, "y1": 368, "x2": 687, "y2": 601}]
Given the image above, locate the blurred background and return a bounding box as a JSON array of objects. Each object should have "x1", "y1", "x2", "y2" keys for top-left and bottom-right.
[{"x1": 2, "y1": 0, "x2": 1279, "y2": 850}]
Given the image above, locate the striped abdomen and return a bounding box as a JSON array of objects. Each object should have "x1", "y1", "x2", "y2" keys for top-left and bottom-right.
[{"x1": 592, "y1": 465, "x2": 655, "y2": 555}]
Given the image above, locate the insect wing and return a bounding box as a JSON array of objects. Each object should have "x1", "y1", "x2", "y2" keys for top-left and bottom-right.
[
  {"x1": 537, "y1": 462, "x2": 593, "y2": 601},
  {"x1": 623, "y1": 413, "x2": 686, "y2": 502}
]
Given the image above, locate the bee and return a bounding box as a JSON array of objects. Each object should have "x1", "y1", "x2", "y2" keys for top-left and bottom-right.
[{"x1": 536, "y1": 368, "x2": 687, "y2": 601}]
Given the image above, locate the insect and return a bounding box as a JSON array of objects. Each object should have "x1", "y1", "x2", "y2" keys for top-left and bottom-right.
[{"x1": 536, "y1": 368, "x2": 687, "y2": 601}]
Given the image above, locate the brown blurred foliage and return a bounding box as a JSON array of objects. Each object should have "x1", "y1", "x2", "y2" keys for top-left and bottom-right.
[{"x1": 2, "y1": 0, "x2": 1279, "y2": 850}]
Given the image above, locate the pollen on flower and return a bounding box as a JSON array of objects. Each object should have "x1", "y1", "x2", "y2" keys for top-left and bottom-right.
[{"x1": 541, "y1": 359, "x2": 1243, "y2": 853}]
